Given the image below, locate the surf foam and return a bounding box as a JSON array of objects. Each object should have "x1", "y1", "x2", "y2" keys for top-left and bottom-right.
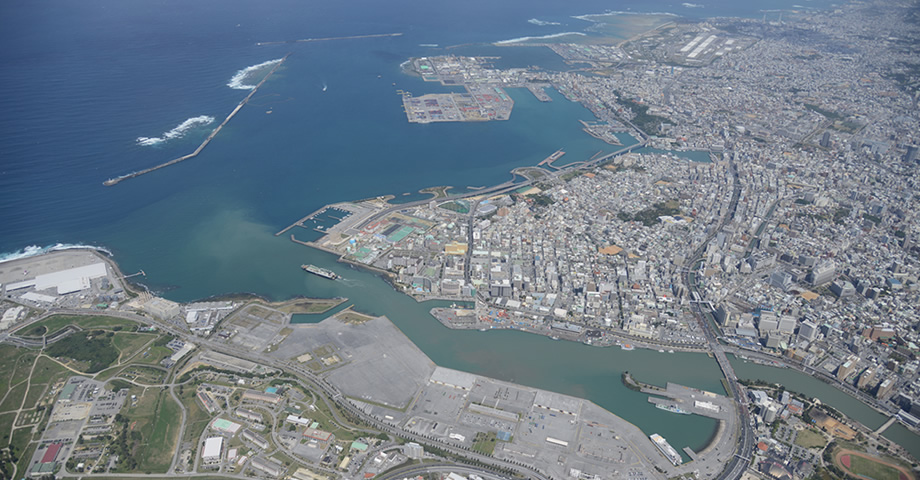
[
  {"x1": 227, "y1": 58, "x2": 284, "y2": 90},
  {"x1": 0, "y1": 243, "x2": 114, "y2": 264},
  {"x1": 136, "y1": 115, "x2": 215, "y2": 146},
  {"x1": 528, "y1": 18, "x2": 561, "y2": 26},
  {"x1": 572, "y1": 11, "x2": 679, "y2": 22}
]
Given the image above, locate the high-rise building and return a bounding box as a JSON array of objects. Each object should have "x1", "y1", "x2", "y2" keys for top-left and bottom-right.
[
  {"x1": 905, "y1": 144, "x2": 919, "y2": 163},
  {"x1": 764, "y1": 404, "x2": 779, "y2": 424},
  {"x1": 876, "y1": 377, "x2": 895, "y2": 399},
  {"x1": 857, "y1": 368, "x2": 876, "y2": 389},
  {"x1": 778, "y1": 315, "x2": 796, "y2": 334},
  {"x1": 837, "y1": 357, "x2": 857, "y2": 381},
  {"x1": 798, "y1": 321, "x2": 818, "y2": 342},
  {"x1": 769, "y1": 270, "x2": 793, "y2": 291},
  {"x1": 405, "y1": 442, "x2": 424, "y2": 460},
  {"x1": 759, "y1": 311, "x2": 779, "y2": 335},
  {"x1": 714, "y1": 305, "x2": 732, "y2": 326},
  {"x1": 830, "y1": 280, "x2": 856, "y2": 297},
  {"x1": 809, "y1": 261, "x2": 836, "y2": 286},
  {"x1": 820, "y1": 131, "x2": 831, "y2": 148}
]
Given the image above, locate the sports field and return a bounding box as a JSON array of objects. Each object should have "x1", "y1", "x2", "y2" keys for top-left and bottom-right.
[{"x1": 834, "y1": 449, "x2": 914, "y2": 480}]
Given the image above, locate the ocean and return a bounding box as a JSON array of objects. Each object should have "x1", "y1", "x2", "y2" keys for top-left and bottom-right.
[{"x1": 1, "y1": 0, "x2": 848, "y2": 456}]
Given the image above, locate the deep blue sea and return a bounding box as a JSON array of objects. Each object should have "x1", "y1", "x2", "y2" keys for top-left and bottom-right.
[
  {"x1": 1, "y1": 0, "x2": 838, "y2": 268},
  {"x1": 4, "y1": 0, "x2": 881, "y2": 457}
]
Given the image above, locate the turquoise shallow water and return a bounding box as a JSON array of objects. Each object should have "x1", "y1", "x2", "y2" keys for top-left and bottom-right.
[{"x1": 0, "y1": 0, "x2": 860, "y2": 458}]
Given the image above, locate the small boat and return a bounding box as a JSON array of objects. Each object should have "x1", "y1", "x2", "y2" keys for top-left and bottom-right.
[{"x1": 656, "y1": 404, "x2": 690, "y2": 415}]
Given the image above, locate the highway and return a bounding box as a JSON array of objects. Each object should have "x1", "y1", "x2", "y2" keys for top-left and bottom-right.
[
  {"x1": 378, "y1": 462, "x2": 509, "y2": 480},
  {"x1": 680, "y1": 150, "x2": 755, "y2": 480}
]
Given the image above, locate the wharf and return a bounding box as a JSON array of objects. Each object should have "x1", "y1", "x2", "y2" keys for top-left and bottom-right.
[
  {"x1": 538, "y1": 149, "x2": 566, "y2": 168},
  {"x1": 526, "y1": 84, "x2": 553, "y2": 102},
  {"x1": 104, "y1": 53, "x2": 290, "y2": 186},
  {"x1": 642, "y1": 382, "x2": 732, "y2": 421}
]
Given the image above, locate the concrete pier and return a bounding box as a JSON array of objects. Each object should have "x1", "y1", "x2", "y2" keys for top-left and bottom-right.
[
  {"x1": 275, "y1": 206, "x2": 328, "y2": 236},
  {"x1": 538, "y1": 149, "x2": 565, "y2": 168},
  {"x1": 103, "y1": 53, "x2": 291, "y2": 186}
]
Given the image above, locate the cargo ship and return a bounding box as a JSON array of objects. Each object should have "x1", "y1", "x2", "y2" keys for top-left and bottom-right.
[
  {"x1": 301, "y1": 264, "x2": 338, "y2": 280},
  {"x1": 656, "y1": 404, "x2": 690, "y2": 415},
  {"x1": 649, "y1": 434, "x2": 682, "y2": 466}
]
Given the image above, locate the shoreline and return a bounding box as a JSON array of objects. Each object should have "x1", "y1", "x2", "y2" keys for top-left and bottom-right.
[{"x1": 429, "y1": 306, "x2": 708, "y2": 354}]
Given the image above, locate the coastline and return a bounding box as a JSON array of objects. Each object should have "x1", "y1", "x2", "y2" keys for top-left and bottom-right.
[{"x1": 1, "y1": 248, "x2": 731, "y2": 476}]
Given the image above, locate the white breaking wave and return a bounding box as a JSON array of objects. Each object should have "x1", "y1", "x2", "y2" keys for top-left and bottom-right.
[
  {"x1": 495, "y1": 32, "x2": 586, "y2": 45},
  {"x1": 0, "y1": 243, "x2": 114, "y2": 265},
  {"x1": 682, "y1": 2, "x2": 704, "y2": 8},
  {"x1": 227, "y1": 58, "x2": 284, "y2": 90},
  {"x1": 528, "y1": 18, "x2": 561, "y2": 26},
  {"x1": 572, "y1": 11, "x2": 679, "y2": 22},
  {"x1": 136, "y1": 115, "x2": 215, "y2": 146}
]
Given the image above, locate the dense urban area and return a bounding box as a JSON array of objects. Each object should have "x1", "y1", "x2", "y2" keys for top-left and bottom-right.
[{"x1": 2, "y1": 0, "x2": 920, "y2": 479}]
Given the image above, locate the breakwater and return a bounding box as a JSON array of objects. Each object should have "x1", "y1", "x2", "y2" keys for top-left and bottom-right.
[
  {"x1": 256, "y1": 32, "x2": 402, "y2": 46},
  {"x1": 103, "y1": 53, "x2": 291, "y2": 186}
]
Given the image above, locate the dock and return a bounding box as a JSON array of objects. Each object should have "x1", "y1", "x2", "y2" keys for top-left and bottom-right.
[
  {"x1": 103, "y1": 53, "x2": 291, "y2": 186},
  {"x1": 275, "y1": 206, "x2": 328, "y2": 237},
  {"x1": 526, "y1": 84, "x2": 553, "y2": 102},
  {"x1": 538, "y1": 149, "x2": 566, "y2": 168}
]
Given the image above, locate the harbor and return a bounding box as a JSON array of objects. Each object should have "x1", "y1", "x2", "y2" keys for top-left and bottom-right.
[{"x1": 103, "y1": 53, "x2": 290, "y2": 186}]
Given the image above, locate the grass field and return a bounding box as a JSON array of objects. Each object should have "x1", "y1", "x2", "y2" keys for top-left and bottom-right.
[
  {"x1": 45, "y1": 330, "x2": 119, "y2": 373},
  {"x1": 11, "y1": 425, "x2": 37, "y2": 478},
  {"x1": 0, "y1": 345, "x2": 34, "y2": 395},
  {"x1": 336, "y1": 310, "x2": 374, "y2": 324},
  {"x1": 137, "y1": 391, "x2": 181, "y2": 472},
  {"x1": 472, "y1": 431, "x2": 498, "y2": 456},
  {"x1": 0, "y1": 383, "x2": 28, "y2": 413},
  {"x1": 0, "y1": 345, "x2": 70, "y2": 480},
  {"x1": 847, "y1": 455, "x2": 905, "y2": 480},
  {"x1": 112, "y1": 332, "x2": 157, "y2": 360},
  {"x1": 253, "y1": 298, "x2": 346, "y2": 316},
  {"x1": 18, "y1": 314, "x2": 137, "y2": 337},
  {"x1": 113, "y1": 387, "x2": 180, "y2": 473},
  {"x1": 835, "y1": 449, "x2": 915, "y2": 480},
  {"x1": 305, "y1": 393, "x2": 363, "y2": 443},
  {"x1": 0, "y1": 412, "x2": 15, "y2": 444},
  {"x1": 4, "y1": 347, "x2": 38, "y2": 393},
  {"x1": 794, "y1": 428, "x2": 827, "y2": 449},
  {"x1": 179, "y1": 387, "x2": 211, "y2": 445},
  {"x1": 20, "y1": 379, "x2": 49, "y2": 410}
]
